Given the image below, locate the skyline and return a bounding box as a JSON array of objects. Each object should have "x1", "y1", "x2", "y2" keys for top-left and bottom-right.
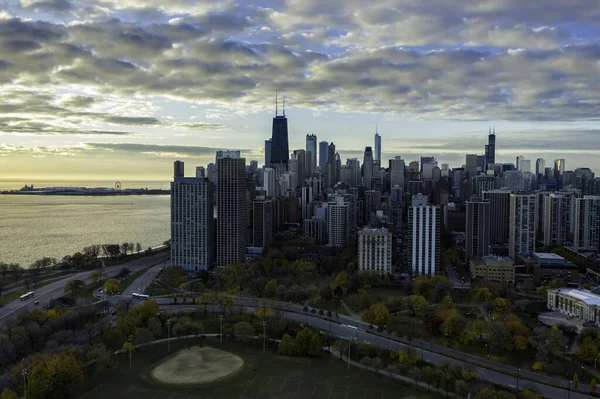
[{"x1": 1, "y1": 0, "x2": 600, "y2": 181}]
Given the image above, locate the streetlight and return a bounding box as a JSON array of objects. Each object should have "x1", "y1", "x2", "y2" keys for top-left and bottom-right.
[
  {"x1": 219, "y1": 315, "x2": 223, "y2": 345},
  {"x1": 262, "y1": 320, "x2": 266, "y2": 353},
  {"x1": 22, "y1": 367, "x2": 27, "y2": 399},
  {"x1": 167, "y1": 319, "x2": 172, "y2": 353},
  {"x1": 128, "y1": 335, "x2": 133, "y2": 371},
  {"x1": 485, "y1": 343, "x2": 490, "y2": 360},
  {"x1": 595, "y1": 358, "x2": 597, "y2": 369},
  {"x1": 516, "y1": 368, "x2": 520, "y2": 391},
  {"x1": 568, "y1": 380, "x2": 572, "y2": 399},
  {"x1": 565, "y1": 345, "x2": 568, "y2": 357},
  {"x1": 347, "y1": 335, "x2": 352, "y2": 370}
]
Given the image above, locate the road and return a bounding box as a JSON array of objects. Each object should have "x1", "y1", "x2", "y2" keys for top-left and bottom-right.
[
  {"x1": 0, "y1": 251, "x2": 169, "y2": 320},
  {"x1": 154, "y1": 298, "x2": 595, "y2": 399},
  {"x1": 122, "y1": 264, "x2": 163, "y2": 296}
]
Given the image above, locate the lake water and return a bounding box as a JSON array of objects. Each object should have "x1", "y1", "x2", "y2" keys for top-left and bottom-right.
[{"x1": 0, "y1": 195, "x2": 170, "y2": 267}]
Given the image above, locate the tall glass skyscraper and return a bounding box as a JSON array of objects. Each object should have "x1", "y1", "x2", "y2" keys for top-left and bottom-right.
[
  {"x1": 374, "y1": 130, "x2": 381, "y2": 162},
  {"x1": 270, "y1": 100, "x2": 289, "y2": 166},
  {"x1": 306, "y1": 134, "x2": 317, "y2": 177}
]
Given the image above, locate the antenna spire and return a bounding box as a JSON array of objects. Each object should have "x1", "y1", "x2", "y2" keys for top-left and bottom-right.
[
  {"x1": 283, "y1": 95, "x2": 286, "y2": 116},
  {"x1": 275, "y1": 90, "x2": 278, "y2": 116},
  {"x1": 376, "y1": 124, "x2": 378, "y2": 134},
  {"x1": 493, "y1": 126, "x2": 495, "y2": 135}
]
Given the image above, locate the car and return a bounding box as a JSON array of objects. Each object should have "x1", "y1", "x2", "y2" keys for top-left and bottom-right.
[{"x1": 34, "y1": 300, "x2": 39, "y2": 305}]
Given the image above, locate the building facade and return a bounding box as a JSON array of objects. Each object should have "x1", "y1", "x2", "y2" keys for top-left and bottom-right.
[
  {"x1": 170, "y1": 162, "x2": 214, "y2": 271},
  {"x1": 304, "y1": 217, "x2": 327, "y2": 245},
  {"x1": 217, "y1": 151, "x2": 247, "y2": 266},
  {"x1": 358, "y1": 227, "x2": 392, "y2": 275},
  {"x1": 252, "y1": 198, "x2": 273, "y2": 248},
  {"x1": 574, "y1": 196, "x2": 600, "y2": 251},
  {"x1": 543, "y1": 193, "x2": 570, "y2": 246},
  {"x1": 547, "y1": 288, "x2": 600, "y2": 326},
  {"x1": 465, "y1": 198, "x2": 490, "y2": 262},
  {"x1": 469, "y1": 256, "x2": 514, "y2": 283},
  {"x1": 482, "y1": 190, "x2": 511, "y2": 244},
  {"x1": 509, "y1": 193, "x2": 538, "y2": 259},
  {"x1": 408, "y1": 193, "x2": 440, "y2": 276},
  {"x1": 305, "y1": 134, "x2": 317, "y2": 177},
  {"x1": 327, "y1": 197, "x2": 350, "y2": 246}
]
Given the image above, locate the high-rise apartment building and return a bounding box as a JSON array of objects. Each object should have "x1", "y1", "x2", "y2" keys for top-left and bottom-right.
[
  {"x1": 509, "y1": 193, "x2": 538, "y2": 259},
  {"x1": 347, "y1": 158, "x2": 361, "y2": 187},
  {"x1": 217, "y1": 151, "x2": 247, "y2": 266},
  {"x1": 293, "y1": 149, "x2": 306, "y2": 188},
  {"x1": 374, "y1": 130, "x2": 381, "y2": 162},
  {"x1": 252, "y1": 198, "x2": 273, "y2": 248},
  {"x1": 327, "y1": 197, "x2": 350, "y2": 246},
  {"x1": 574, "y1": 196, "x2": 600, "y2": 251},
  {"x1": 263, "y1": 168, "x2": 275, "y2": 197},
  {"x1": 326, "y1": 142, "x2": 337, "y2": 186},
  {"x1": 363, "y1": 146, "x2": 373, "y2": 189},
  {"x1": 408, "y1": 193, "x2": 440, "y2": 276},
  {"x1": 543, "y1": 193, "x2": 570, "y2": 247},
  {"x1": 358, "y1": 227, "x2": 392, "y2": 275},
  {"x1": 170, "y1": 161, "x2": 214, "y2": 271},
  {"x1": 264, "y1": 139, "x2": 272, "y2": 167},
  {"x1": 306, "y1": 134, "x2": 317, "y2": 177},
  {"x1": 390, "y1": 156, "x2": 405, "y2": 192},
  {"x1": 304, "y1": 217, "x2": 327, "y2": 245},
  {"x1": 465, "y1": 198, "x2": 490, "y2": 262},
  {"x1": 483, "y1": 190, "x2": 511, "y2": 244}
]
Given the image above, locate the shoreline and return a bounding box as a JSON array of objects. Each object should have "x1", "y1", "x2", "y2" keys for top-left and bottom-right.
[{"x1": 0, "y1": 190, "x2": 170, "y2": 196}]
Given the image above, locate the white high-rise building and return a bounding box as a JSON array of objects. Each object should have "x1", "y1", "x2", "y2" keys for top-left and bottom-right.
[
  {"x1": 327, "y1": 197, "x2": 349, "y2": 246},
  {"x1": 217, "y1": 151, "x2": 247, "y2": 266},
  {"x1": 358, "y1": 227, "x2": 392, "y2": 275},
  {"x1": 170, "y1": 161, "x2": 214, "y2": 271},
  {"x1": 504, "y1": 170, "x2": 524, "y2": 191},
  {"x1": 408, "y1": 193, "x2": 440, "y2": 276},
  {"x1": 519, "y1": 159, "x2": 531, "y2": 174},
  {"x1": 509, "y1": 193, "x2": 538, "y2": 259},
  {"x1": 574, "y1": 196, "x2": 600, "y2": 251},
  {"x1": 543, "y1": 193, "x2": 570, "y2": 246},
  {"x1": 263, "y1": 168, "x2": 275, "y2": 197}
]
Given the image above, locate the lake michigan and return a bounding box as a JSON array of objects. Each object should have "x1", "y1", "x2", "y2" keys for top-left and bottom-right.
[{"x1": 0, "y1": 195, "x2": 170, "y2": 267}]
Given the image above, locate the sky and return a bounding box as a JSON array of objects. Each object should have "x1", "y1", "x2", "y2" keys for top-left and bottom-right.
[{"x1": 0, "y1": 0, "x2": 599, "y2": 185}]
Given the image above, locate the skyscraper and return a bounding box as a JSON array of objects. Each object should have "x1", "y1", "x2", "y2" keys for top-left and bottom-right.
[
  {"x1": 374, "y1": 129, "x2": 381, "y2": 162},
  {"x1": 485, "y1": 126, "x2": 496, "y2": 171},
  {"x1": 420, "y1": 156, "x2": 437, "y2": 180},
  {"x1": 174, "y1": 160, "x2": 184, "y2": 178},
  {"x1": 543, "y1": 193, "x2": 570, "y2": 247},
  {"x1": 264, "y1": 139, "x2": 272, "y2": 167},
  {"x1": 482, "y1": 190, "x2": 511, "y2": 244},
  {"x1": 574, "y1": 196, "x2": 600, "y2": 251},
  {"x1": 408, "y1": 193, "x2": 440, "y2": 276},
  {"x1": 465, "y1": 198, "x2": 490, "y2": 262},
  {"x1": 363, "y1": 146, "x2": 373, "y2": 189},
  {"x1": 252, "y1": 198, "x2": 273, "y2": 248},
  {"x1": 217, "y1": 151, "x2": 247, "y2": 266},
  {"x1": 327, "y1": 142, "x2": 336, "y2": 186},
  {"x1": 319, "y1": 140, "x2": 328, "y2": 173},
  {"x1": 536, "y1": 158, "x2": 546, "y2": 177},
  {"x1": 509, "y1": 193, "x2": 538, "y2": 259},
  {"x1": 389, "y1": 156, "x2": 405, "y2": 192},
  {"x1": 263, "y1": 168, "x2": 275, "y2": 197},
  {"x1": 347, "y1": 158, "x2": 361, "y2": 187},
  {"x1": 554, "y1": 159, "x2": 566, "y2": 184},
  {"x1": 465, "y1": 154, "x2": 478, "y2": 177},
  {"x1": 358, "y1": 227, "x2": 392, "y2": 275},
  {"x1": 170, "y1": 161, "x2": 214, "y2": 271},
  {"x1": 293, "y1": 149, "x2": 306, "y2": 188},
  {"x1": 305, "y1": 134, "x2": 317, "y2": 177},
  {"x1": 270, "y1": 96, "x2": 289, "y2": 167}
]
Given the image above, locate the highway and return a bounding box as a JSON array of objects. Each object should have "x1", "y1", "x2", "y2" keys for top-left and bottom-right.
[{"x1": 0, "y1": 251, "x2": 169, "y2": 320}]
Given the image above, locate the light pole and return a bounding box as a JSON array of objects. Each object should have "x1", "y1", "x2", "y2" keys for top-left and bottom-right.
[
  {"x1": 565, "y1": 345, "x2": 568, "y2": 357},
  {"x1": 219, "y1": 315, "x2": 223, "y2": 345},
  {"x1": 128, "y1": 335, "x2": 133, "y2": 371},
  {"x1": 22, "y1": 367, "x2": 27, "y2": 399},
  {"x1": 485, "y1": 343, "x2": 490, "y2": 360},
  {"x1": 167, "y1": 319, "x2": 172, "y2": 352},
  {"x1": 568, "y1": 380, "x2": 571, "y2": 399},
  {"x1": 347, "y1": 335, "x2": 352, "y2": 370},
  {"x1": 516, "y1": 368, "x2": 520, "y2": 391},
  {"x1": 595, "y1": 358, "x2": 597, "y2": 369},
  {"x1": 262, "y1": 320, "x2": 266, "y2": 353}
]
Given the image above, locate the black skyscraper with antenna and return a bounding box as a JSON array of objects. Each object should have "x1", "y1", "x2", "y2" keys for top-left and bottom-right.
[{"x1": 270, "y1": 92, "x2": 289, "y2": 167}]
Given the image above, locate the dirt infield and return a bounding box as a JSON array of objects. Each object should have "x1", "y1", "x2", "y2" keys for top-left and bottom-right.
[{"x1": 151, "y1": 346, "x2": 244, "y2": 384}]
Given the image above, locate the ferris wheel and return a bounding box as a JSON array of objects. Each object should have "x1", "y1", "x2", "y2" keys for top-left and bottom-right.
[{"x1": 115, "y1": 181, "x2": 122, "y2": 191}]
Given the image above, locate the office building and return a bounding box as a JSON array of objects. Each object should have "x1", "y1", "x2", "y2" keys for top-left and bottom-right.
[
  {"x1": 170, "y1": 161, "x2": 214, "y2": 271},
  {"x1": 327, "y1": 197, "x2": 350, "y2": 246},
  {"x1": 253, "y1": 198, "x2": 273, "y2": 248},
  {"x1": 301, "y1": 186, "x2": 313, "y2": 220},
  {"x1": 319, "y1": 141, "x2": 328, "y2": 173},
  {"x1": 374, "y1": 130, "x2": 381, "y2": 162},
  {"x1": 485, "y1": 127, "x2": 496, "y2": 171},
  {"x1": 217, "y1": 151, "x2": 247, "y2": 266},
  {"x1": 465, "y1": 198, "x2": 490, "y2": 262},
  {"x1": 264, "y1": 139, "x2": 272, "y2": 167},
  {"x1": 504, "y1": 170, "x2": 524, "y2": 191},
  {"x1": 358, "y1": 227, "x2": 392, "y2": 275},
  {"x1": 207, "y1": 163, "x2": 217, "y2": 185},
  {"x1": 270, "y1": 97, "x2": 289, "y2": 167},
  {"x1": 547, "y1": 288, "x2": 600, "y2": 326},
  {"x1": 390, "y1": 156, "x2": 405, "y2": 192},
  {"x1": 363, "y1": 146, "x2": 373, "y2": 189},
  {"x1": 473, "y1": 175, "x2": 495, "y2": 198},
  {"x1": 420, "y1": 157, "x2": 437, "y2": 180},
  {"x1": 465, "y1": 154, "x2": 478, "y2": 177},
  {"x1": 408, "y1": 193, "x2": 440, "y2": 276},
  {"x1": 509, "y1": 193, "x2": 538, "y2": 259},
  {"x1": 574, "y1": 196, "x2": 600, "y2": 251},
  {"x1": 469, "y1": 256, "x2": 514, "y2": 284},
  {"x1": 195, "y1": 166, "x2": 205, "y2": 178},
  {"x1": 519, "y1": 159, "x2": 531, "y2": 174},
  {"x1": 536, "y1": 158, "x2": 546, "y2": 177},
  {"x1": 543, "y1": 193, "x2": 570, "y2": 246},
  {"x1": 483, "y1": 190, "x2": 510, "y2": 244},
  {"x1": 293, "y1": 149, "x2": 306, "y2": 188},
  {"x1": 305, "y1": 134, "x2": 317, "y2": 177},
  {"x1": 554, "y1": 159, "x2": 566, "y2": 182},
  {"x1": 263, "y1": 168, "x2": 275, "y2": 197},
  {"x1": 304, "y1": 217, "x2": 327, "y2": 245},
  {"x1": 347, "y1": 158, "x2": 361, "y2": 187}
]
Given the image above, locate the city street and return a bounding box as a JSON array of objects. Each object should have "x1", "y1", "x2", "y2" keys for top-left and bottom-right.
[{"x1": 0, "y1": 251, "x2": 169, "y2": 320}]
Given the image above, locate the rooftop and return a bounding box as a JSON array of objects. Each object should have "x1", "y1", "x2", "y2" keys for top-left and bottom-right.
[
  {"x1": 533, "y1": 252, "x2": 565, "y2": 261},
  {"x1": 551, "y1": 288, "x2": 600, "y2": 306}
]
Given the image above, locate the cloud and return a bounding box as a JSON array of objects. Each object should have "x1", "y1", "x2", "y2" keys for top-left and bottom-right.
[{"x1": 85, "y1": 142, "x2": 249, "y2": 157}]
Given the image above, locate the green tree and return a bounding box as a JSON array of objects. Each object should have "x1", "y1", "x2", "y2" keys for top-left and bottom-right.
[
  {"x1": 494, "y1": 297, "x2": 511, "y2": 314},
  {"x1": 64, "y1": 279, "x2": 86, "y2": 298},
  {"x1": 234, "y1": 322, "x2": 255, "y2": 343},
  {"x1": 264, "y1": 279, "x2": 278, "y2": 298},
  {"x1": 307, "y1": 333, "x2": 323, "y2": 357},
  {"x1": 472, "y1": 287, "x2": 492, "y2": 302},
  {"x1": 521, "y1": 391, "x2": 542, "y2": 399},
  {"x1": 104, "y1": 278, "x2": 120, "y2": 295},
  {"x1": 407, "y1": 367, "x2": 420, "y2": 386},
  {"x1": 404, "y1": 295, "x2": 429, "y2": 316},
  {"x1": 454, "y1": 380, "x2": 470, "y2": 398},
  {"x1": 278, "y1": 334, "x2": 296, "y2": 355},
  {"x1": 27, "y1": 353, "x2": 84, "y2": 399},
  {"x1": 90, "y1": 271, "x2": 104, "y2": 284},
  {"x1": 0, "y1": 389, "x2": 18, "y2": 399},
  {"x1": 332, "y1": 339, "x2": 349, "y2": 359},
  {"x1": 572, "y1": 372, "x2": 579, "y2": 389},
  {"x1": 591, "y1": 378, "x2": 597, "y2": 393},
  {"x1": 576, "y1": 336, "x2": 599, "y2": 363}
]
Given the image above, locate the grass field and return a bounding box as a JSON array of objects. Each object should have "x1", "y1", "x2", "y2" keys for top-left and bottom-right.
[{"x1": 78, "y1": 337, "x2": 439, "y2": 399}]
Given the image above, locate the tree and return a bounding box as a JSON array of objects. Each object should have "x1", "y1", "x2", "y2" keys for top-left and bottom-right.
[
  {"x1": 514, "y1": 335, "x2": 528, "y2": 351},
  {"x1": 497, "y1": 392, "x2": 517, "y2": 399},
  {"x1": 407, "y1": 367, "x2": 420, "y2": 386},
  {"x1": 591, "y1": 378, "x2": 597, "y2": 393},
  {"x1": 474, "y1": 387, "x2": 498, "y2": 399},
  {"x1": 332, "y1": 340, "x2": 349, "y2": 359},
  {"x1": 454, "y1": 380, "x2": 470, "y2": 398},
  {"x1": 307, "y1": 333, "x2": 323, "y2": 357},
  {"x1": 421, "y1": 366, "x2": 434, "y2": 387},
  {"x1": 487, "y1": 322, "x2": 514, "y2": 352},
  {"x1": 27, "y1": 353, "x2": 84, "y2": 399},
  {"x1": 576, "y1": 336, "x2": 599, "y2": 363},
  {"x1": 234, "y1": 322, "x2": 255, "y2": 343},
  {"x1": 403, "y1": 295, "x2": 429, "y2": 316},
  {"x1": 104, "y1": 278, "x2": 120, "y2": 295},
  {"x1": 494, "y1": 297, "x2": 511, "y2": 314},
  {"x1": 64, "y1": 279, "x2": 86, "y2": 298},
  {"x1": 117, "y1": 268, "x2": 131, "y2": 280},
  {"x1": 136, "y1": 242, "x2": 142, "y2": 253},
  {"x1": 572, "y1": 372, "x2": 579, "y2": 389},
  {"x1": 89, "y1": 271, "x2": 103, "y2": 284},
  {"x1": 134, "y1": 328, "x2": 154, "y2": 345},
  {"x1": 521, "y1": 391, "x2": 542, "y2": 399},
  {"x1": 264, "y1": 279, "x2": 278, "y2": 298},
  {"x1": 397, "y1": 349, "x2": 418, "y2": 366},
  {"x1": 532, "y1": 362, "x2": 545, "y2": 371},
  {"x1": 0, "y1": 389, "x2": 18, "y2": 399},
  {"x1": 320, "y1": 286, "x2": 333, "y2": 301},
  {"x1": 278, "y1": 334, "x2": 296, "y2": 355},
  {"x1": 472, "y1": 287, "x2": 492, "y2": 302}
]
